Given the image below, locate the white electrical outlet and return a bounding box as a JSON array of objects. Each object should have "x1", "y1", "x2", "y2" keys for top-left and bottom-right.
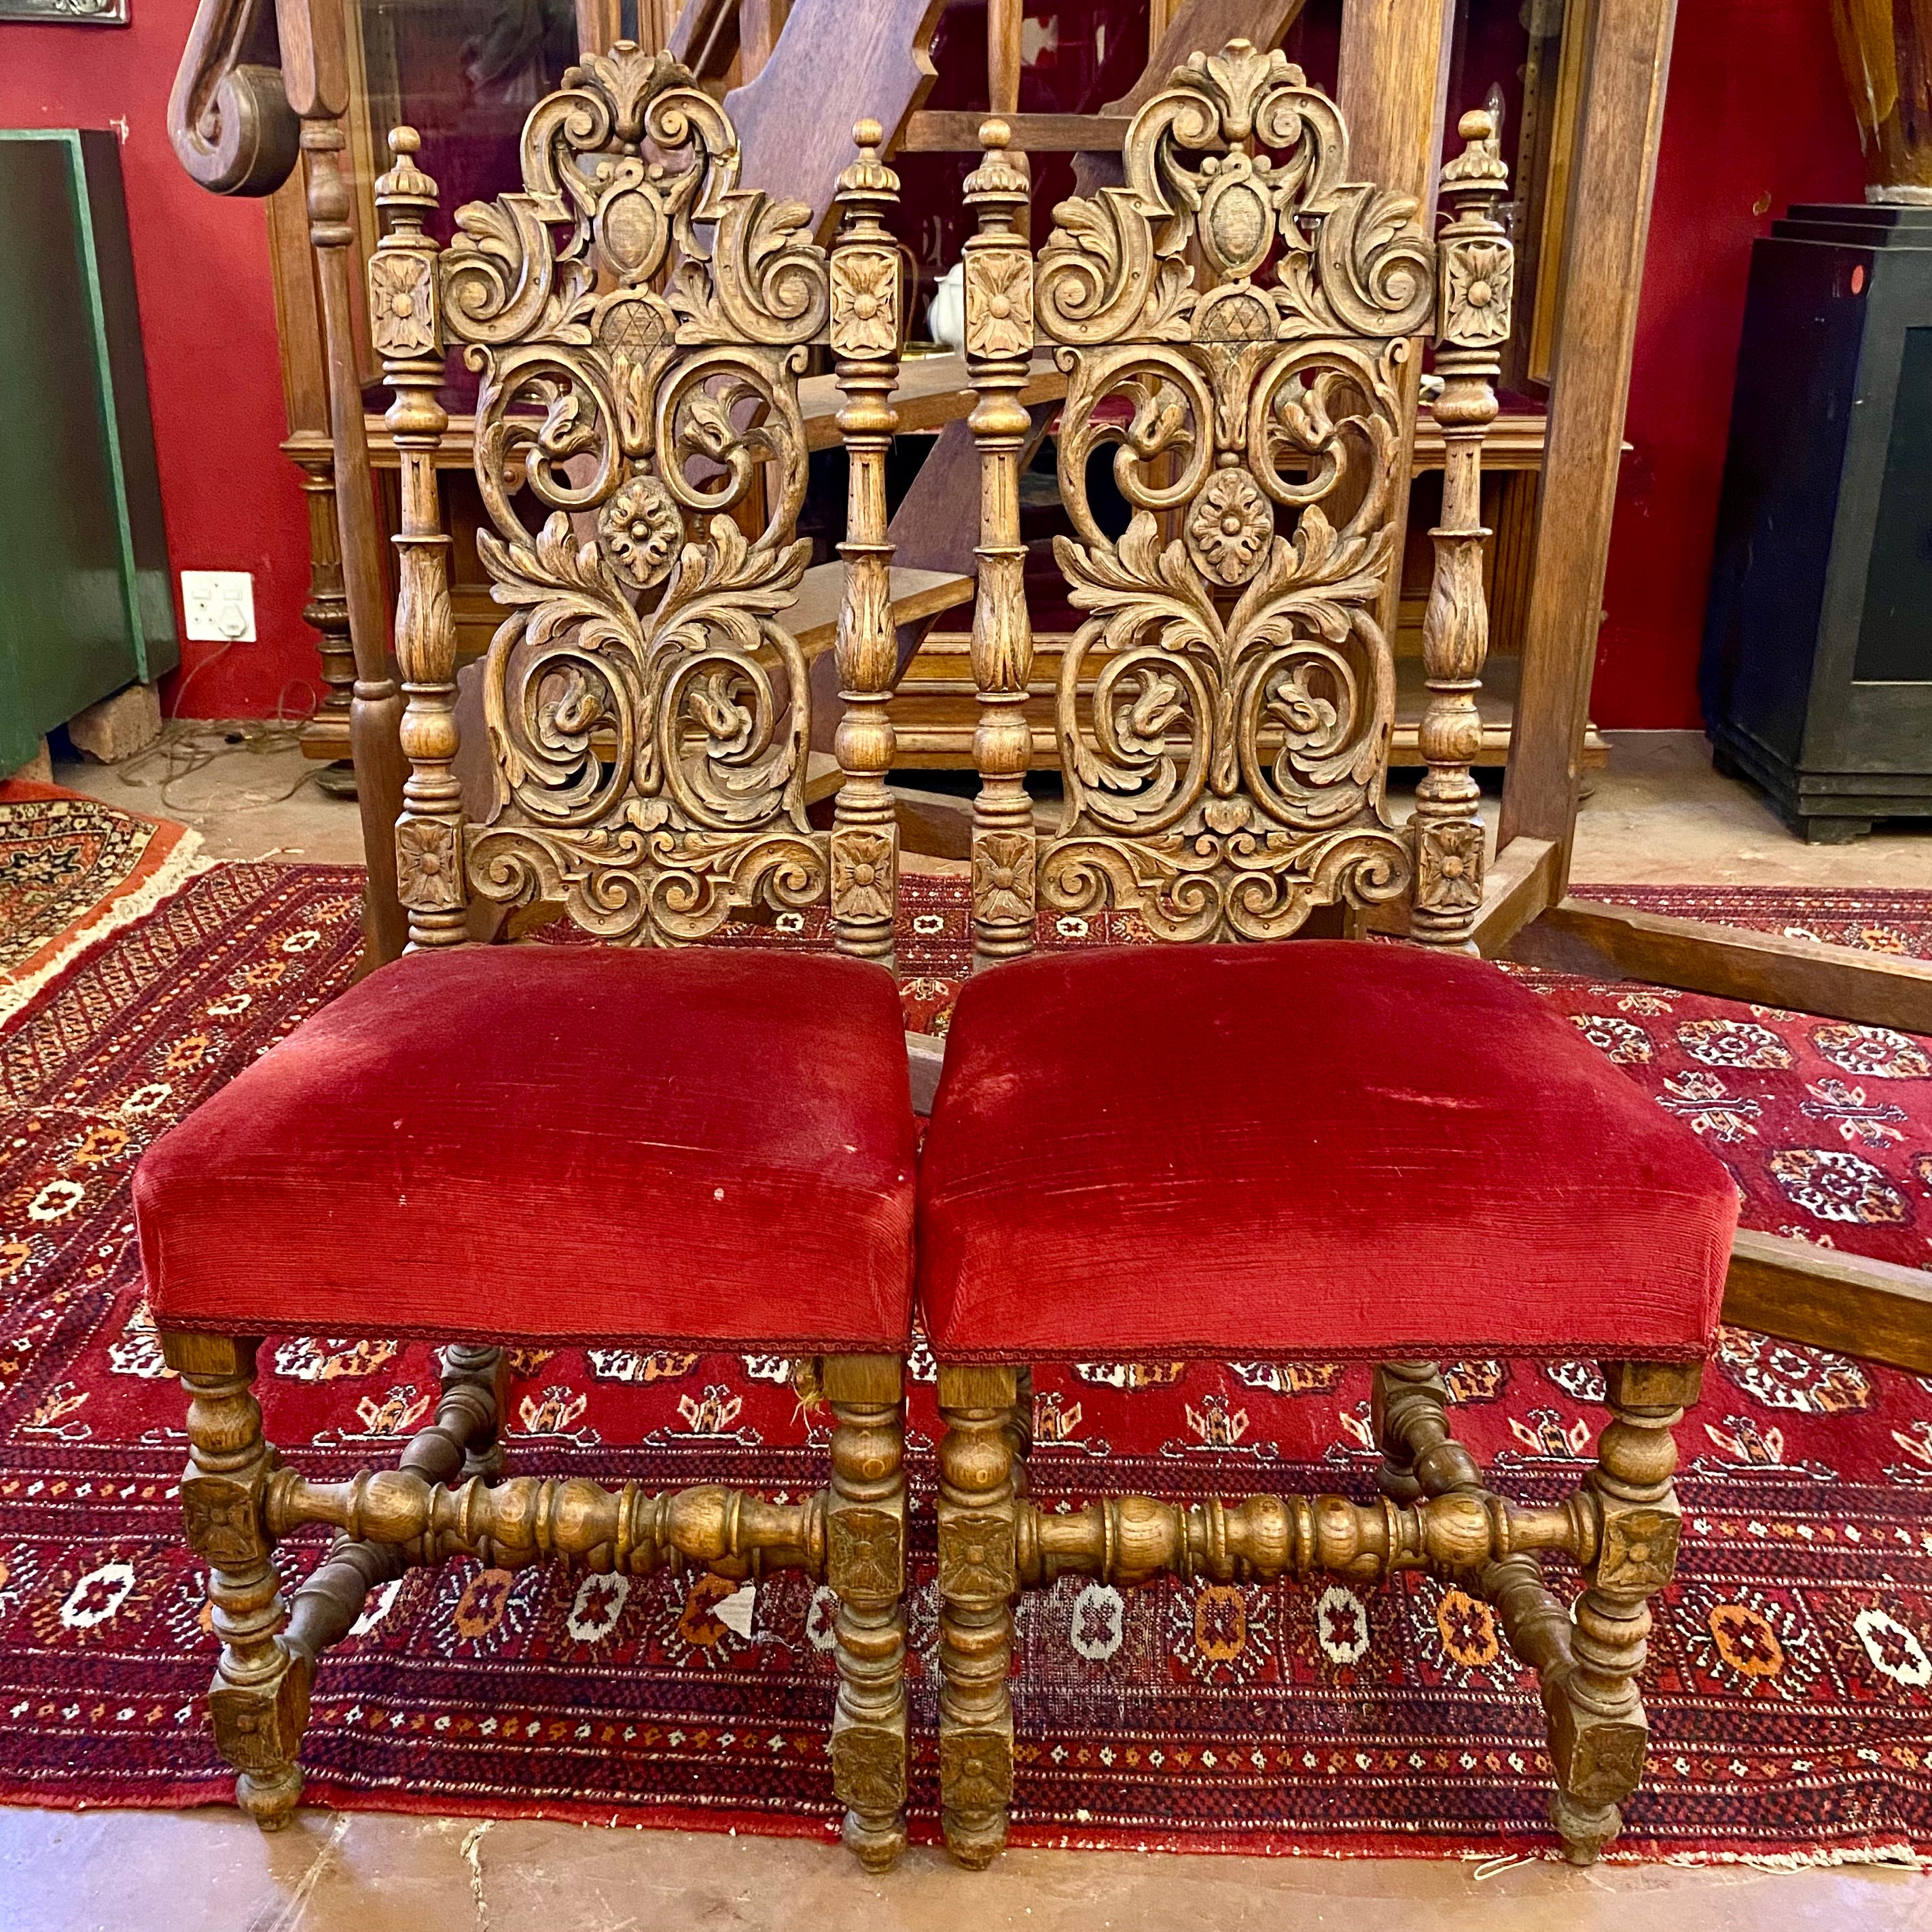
[{"x1": 180, "y1": 570, "x2": 257, "y2": 643}]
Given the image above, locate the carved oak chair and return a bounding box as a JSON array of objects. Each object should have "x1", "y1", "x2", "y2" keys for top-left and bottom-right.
[
  {"x1": 920, "y1": 52, "x2": 1739, "y2": 1868},
  {"x1": 133, "y1": 47, "x2": 923, "y2": 1868}
]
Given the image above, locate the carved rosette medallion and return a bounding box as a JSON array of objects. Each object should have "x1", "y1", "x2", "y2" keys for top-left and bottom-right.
[
  {"x1": 972, "y1": 829, "x2": 1036, "y2": 924},
  {"x1": 938, "y1": 1729, "x2": 1016, "y2": 1810},
  {"x1": 180, "y1": 1476, "x2": 268, "y2": 1567},
  {"x1": 965, "y1": 247, "x2": 1033, "y2": 360},
  {"x1": 830, "y1": 828, "x2": 897, "y2": 927},
  {"x1": 828, "y1": 1506, "x2": 904, "y2": 1598},
  {"x1": 395, "y1": 817, "x2": 465, "y2": 911},
  {"x1": 1184, "y1": 467, "x2": 1274, "y2": 586},
  {"x1": 1441, "y1": 238, "x2": 1514, "y2": 346},
  {"x1": 830, "y1": 244, "x2": 901, "y2": 358},
  {"x1": 833, "y1": 1725, "x2": 908, "y2": 1816},
  {"x1": 1414, "y1": 817, "x2": 1484, "y2": 914},
  {"x1": 937, "y1": 1508, "x2": 1018, "y2": 1600},
  {"x1": 369, "y1": 251, "x2": 437, "y2": 356},
  {"x1": 597, "y1": 473, "x2": 682, "y2": 588}
]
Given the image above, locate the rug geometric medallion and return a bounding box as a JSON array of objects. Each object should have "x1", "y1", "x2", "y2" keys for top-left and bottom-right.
[{"x1": 1, "y1": 863, "x2": 1929, "y2": 1864}]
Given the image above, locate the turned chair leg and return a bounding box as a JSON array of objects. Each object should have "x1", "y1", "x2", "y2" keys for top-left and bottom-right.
[
  {"x1": 935, "y1": 1363, "x2": 1021, "y2": 1867},
  {"x1": 441, "y1": 1342, "x2": 509, "y2": 1482},
  {"x1": 1546, "y1": 1359, "x2": 1702, "y2": 1865},
  {"x1": 823, "y1": 1353, "x2": 909, "y2": 1872},
  {"x1": 161, "y1": 1332, "x2": 310, "y2": 1829},
  {"x1": 1372, "y1": 1359, "x2": 1455, "y2": 1503},
  {"x1": 281, "y1": 1341, "x2": 513, "y2": 1666}
]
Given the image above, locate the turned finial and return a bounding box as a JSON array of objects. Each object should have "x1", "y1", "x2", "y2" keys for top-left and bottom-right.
[
  {"x1": 835, "y1": 116, "x2": 900, "y2": 207},
  {"x1": 979, "y1": 116, "x2": 1012, "y2": 150},
  {"x1": 375, "y1": 124, "x2": 437, "y2": 213},
  {"x1": 1459, "y1": 107, "x2": 1495, "y2": 143}
]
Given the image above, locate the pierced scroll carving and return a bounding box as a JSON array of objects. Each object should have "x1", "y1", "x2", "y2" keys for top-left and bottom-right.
[
  {"x1": 409, "y1": 42, "x2": 833, "y2": 944},
  {"x1": 1020, "y1": 41, "x2": 1435, "y2": 944}
]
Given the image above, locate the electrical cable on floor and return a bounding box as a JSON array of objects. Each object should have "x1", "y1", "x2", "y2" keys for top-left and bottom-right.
[{"x1": 113, "y1": 642, "x2": 325, "y2": 814}]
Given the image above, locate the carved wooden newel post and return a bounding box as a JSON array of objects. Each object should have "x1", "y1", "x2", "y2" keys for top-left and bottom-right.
[
  {"x1": 829, "y1": 122, "x2": 906, "y2": 969},
  {"x1": 1412, "y1": 109, "x2": 1512, "y2": 950},
  {"x1": 285, "y1": 0, "x2": 411, "y2": 965},
  {"x1": 962, "y1": 122, "x2": 1039, "y2": 972},
  {"x1": 167, "y1": 0, "x2": 409, "y2": 967}
]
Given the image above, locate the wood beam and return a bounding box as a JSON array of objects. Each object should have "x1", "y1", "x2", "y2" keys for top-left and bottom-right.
[
  {"x1": 1335, "y1": 0, "x2": 1456, "y2": 660},
  {"x1": 720, "y1": 0, "x2": 948, "y2": 240},
  {"x1": 901, "y1": 112, "x2": 1132, "y2": 153},
  {"x1": 1469, "y1": 835, "x2": 1557, "y2": 957},
  {"x1": 1505, "y1": 898, "x2": 1932, "y2": 1033},
  {"x1": 1724, "y1": 1230, "x2": 1932, "y2": 1375},
  {"x1": 1497, "y1": 0, "x2": 1677, "y2": 882}
]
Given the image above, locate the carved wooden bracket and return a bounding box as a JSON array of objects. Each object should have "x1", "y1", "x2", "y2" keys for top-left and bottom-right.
[{"x1": 168, "y1": 0, "x2": 300, "y2": 196}]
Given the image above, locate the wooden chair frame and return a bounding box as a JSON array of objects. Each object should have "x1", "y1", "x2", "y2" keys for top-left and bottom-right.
[
  {"x1": 933, "y1": 57, "x2": 1706, "y2": 1868},
  {"x1": 168, "y1": 0, "x2": 1930, "y2": 1376},
  {"x1": 154, "y1": 48, "x2": 918, "y2": 1868},
  {"x1": 935, "y1": 1356, "x2": 1702, "y2": 1867}
]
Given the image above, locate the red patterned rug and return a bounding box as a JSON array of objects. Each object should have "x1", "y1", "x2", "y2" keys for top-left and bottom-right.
[
  {"x1": 0, "y1": 782, "x2": 207, "y2": 1028},
  {"x1": 1, "y1": 865, "x2": 1930, "y2": 1865}
]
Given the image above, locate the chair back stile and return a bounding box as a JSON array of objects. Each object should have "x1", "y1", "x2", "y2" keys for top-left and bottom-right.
[
  {"x1": 367, "y1": 43, "x2": 908, "y2": 958},
  {"x1": 960, "y1": 44, "x2": 1516, "y2": 959}
]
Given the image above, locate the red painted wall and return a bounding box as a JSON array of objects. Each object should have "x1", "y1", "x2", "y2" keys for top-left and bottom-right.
[
  {"x1": 0, "y1": 0, "x2": 1877, "y2": 727},
  {"x1": 1592, "y1": 0, "x2": 1865, "y2": 727},
  {"x1": 0, "y1": 0, "x2": 317, "y2": 720}
]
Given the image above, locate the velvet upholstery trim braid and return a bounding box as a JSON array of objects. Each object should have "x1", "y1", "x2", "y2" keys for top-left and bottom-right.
[
  {"x1": 916, "y1": 944, "x2": 1738, "y2": 1363},
  {"x1": 137, "y1": 946, "x2": 917, "y2": 1349}
]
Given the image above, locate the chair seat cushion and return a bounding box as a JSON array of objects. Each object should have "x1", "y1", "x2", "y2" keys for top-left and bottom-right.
[
  {"x1": 917, "y1": 943, "x2": 1737, "y2": 1363},
  {"x1": 137, "y1": 945, "x2": 916, "y2": 1350}
]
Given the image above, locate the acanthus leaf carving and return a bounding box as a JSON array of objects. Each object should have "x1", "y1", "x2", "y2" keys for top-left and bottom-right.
[
  {"x1": 1020, "y1": 46, "x2": 1428, "y2": 942},
  {"x1": 436, "y1": 43, "x2": 831, "y2": 946}
]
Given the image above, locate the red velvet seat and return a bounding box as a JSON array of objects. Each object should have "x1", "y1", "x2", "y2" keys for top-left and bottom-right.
[
  {"x1": 137, "y1": 946, "x2": 917, "y2": 1350},
  {"x1": 918, "y1": 943, "x2": 1737, "y2": 1363}
]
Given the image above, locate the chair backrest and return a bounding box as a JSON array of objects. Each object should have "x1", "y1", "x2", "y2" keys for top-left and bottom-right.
[
  {"x1": 959, "y1": 40, "x2": 1513, "y2": 964},
  {"x1": 368, "y1": 43, "x2": 909, "y2": 961}
]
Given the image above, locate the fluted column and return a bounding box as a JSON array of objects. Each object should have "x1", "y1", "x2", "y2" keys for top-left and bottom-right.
[
  {"x1": 962, "y1": 120, "x2": 1039, "y2": 971},
  {"x1": 369, "y1": 128, "x2": 466, "y2": 948},
  {"x1": 828, "y1": 121, "x2": 906, "y2": 969},
  {"x1": 1412, "y1": 109, "x2": 1512, "y2": 948}
]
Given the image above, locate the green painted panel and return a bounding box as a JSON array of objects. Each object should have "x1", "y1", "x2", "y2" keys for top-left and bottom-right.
[{"x1": 0, "y1": 130, "x2": 177, "y2": 774}]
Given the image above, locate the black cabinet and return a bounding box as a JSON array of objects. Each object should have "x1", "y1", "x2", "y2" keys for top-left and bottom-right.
[{"x1": 1701, "y1": 203, "x2": 1932, "y2": 842}]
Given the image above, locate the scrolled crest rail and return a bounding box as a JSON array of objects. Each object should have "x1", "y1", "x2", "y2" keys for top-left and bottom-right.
[
  {"x1": 1020, "y1": 41, "x2": 1437, "y2": 944},
  {"x1": 374, "y1": 43, "x2": 846, "y2": 947}
]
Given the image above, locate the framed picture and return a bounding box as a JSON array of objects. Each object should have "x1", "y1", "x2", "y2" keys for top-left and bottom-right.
[{"x1": 0, "y1": 0, "x2": 130, "y2": 23}]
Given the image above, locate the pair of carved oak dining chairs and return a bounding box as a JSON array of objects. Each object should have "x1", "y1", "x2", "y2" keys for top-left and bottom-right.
[{"x1": 132, "y1": 41, "x2": 1736, "y2": 1874}]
